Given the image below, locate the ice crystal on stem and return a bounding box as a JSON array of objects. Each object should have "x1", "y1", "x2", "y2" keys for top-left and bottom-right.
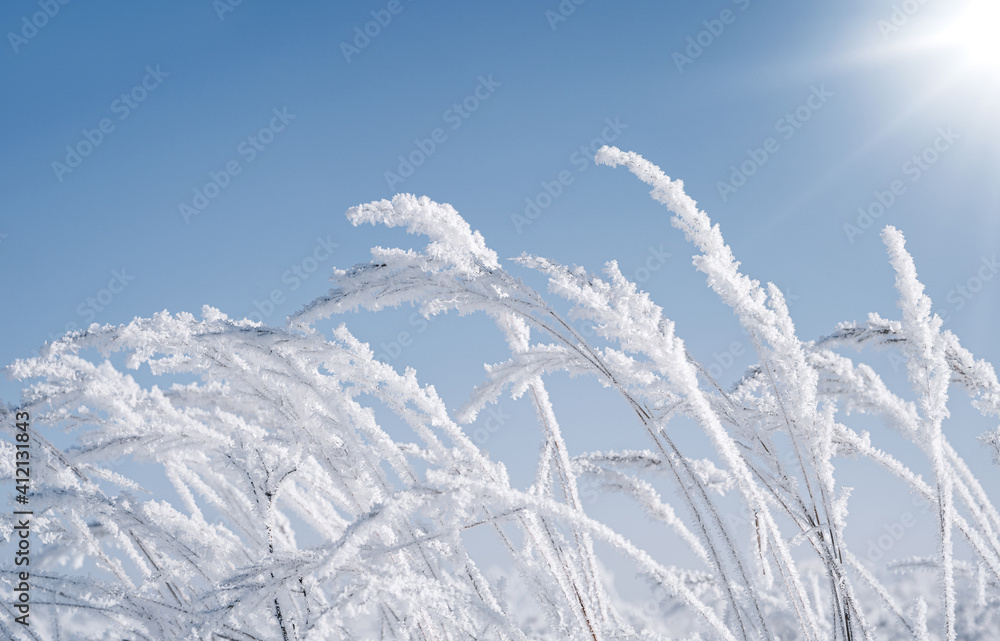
[{"x1": 2, "y1": 151, "x2": 998, "y2": 641}]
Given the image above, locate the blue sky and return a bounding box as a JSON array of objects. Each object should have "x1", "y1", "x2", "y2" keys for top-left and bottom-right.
[{"x1": 2, "y1": 0, "x2": 999, "y2": 568}]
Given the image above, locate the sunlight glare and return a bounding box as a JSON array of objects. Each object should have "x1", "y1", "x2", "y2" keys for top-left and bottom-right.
[{"x1": 940, "y1": 0, "x2": 1000, "y2": 69}]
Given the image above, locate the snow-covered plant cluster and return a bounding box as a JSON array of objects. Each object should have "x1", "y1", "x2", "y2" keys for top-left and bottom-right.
[{"x1": 2, "y1": 148, "x2": 999, "y2": 640}]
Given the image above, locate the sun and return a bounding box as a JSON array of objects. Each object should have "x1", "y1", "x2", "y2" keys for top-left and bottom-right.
[{"x1": 937, "y1": 0, "x2": 1000, "y2": 70}]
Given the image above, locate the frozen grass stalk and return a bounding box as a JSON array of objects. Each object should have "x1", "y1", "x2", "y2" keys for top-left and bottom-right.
[{"x1": 1, "y1": 151, "x2": 998, "y2": 640}]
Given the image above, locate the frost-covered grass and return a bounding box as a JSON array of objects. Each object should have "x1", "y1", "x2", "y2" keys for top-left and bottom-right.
[{"x1": 2, "y1": 148, "x2": 998, "y2": 640}]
